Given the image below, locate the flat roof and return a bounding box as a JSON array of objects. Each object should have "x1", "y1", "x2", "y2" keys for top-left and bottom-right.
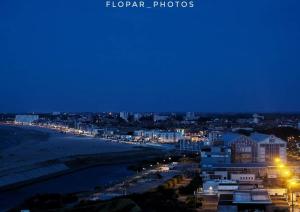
[
  {"x1": 208, "y1": 163, "x2": 267, "y2": 168},
  {"x1": 233, "y1": 190, "x2": 272, "y2": 204}
]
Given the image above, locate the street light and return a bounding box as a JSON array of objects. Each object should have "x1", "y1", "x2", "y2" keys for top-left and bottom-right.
[
  {"x1": 274, "y1": 157, "x2": 281, "y2": 163},
  {"x1": 288, "y1": 179, "x2": 298, "y2": 212},
  {"x1": 208, "y1": 186, "x2": 213, "y2": 194},
  {"x1": 283, "y1": 169, "x2": 291, "y2": 178}
]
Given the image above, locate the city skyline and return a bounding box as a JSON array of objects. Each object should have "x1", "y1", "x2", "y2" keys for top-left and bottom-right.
[{"x1": 1, "y1": 0, "x2": 300, "y2": 112}]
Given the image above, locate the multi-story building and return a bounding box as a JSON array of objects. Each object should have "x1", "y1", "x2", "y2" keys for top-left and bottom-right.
[
  {"x1": 134, "y1": 130, "x2": 183, "y2": 143},
  {"x1": 185, "y1": 112, "x2": 196, "y2": 121},
  {"x1": 153, "y1": 114, "x2": 169, "y2": 122},
  {"x1": 119, "y1": 112, "x2": 129, "y2": 121},
  {"x1": 15, "y1": 115, "x2": 39, "y2": 124},
  {"x1": 201, "y1": 163, "x2": 267, "y2": 181},
  {"x1": 252, "y1": 113, "x2": 264, "y2": 124},
  {"x1": 223, "y1": 132, "x2": 287, "y2": 164},
  {"x1": 203, "y1": 180, "x2": 239, "y2": 194},
  {"x1": 200, "y1": 131, "x2": 287, "y2": 181},
  {"x1": 231, "y1": 173, "x2": 256, "y2": 182},
  {"x1": 201, "y1": 146, "x2": 232, "y2": 167},
  {"x1": 133, "y1": 113, "x2": 142, "y2": 121},
  {"x1": 225, "y1": 134, "x2": 258, "y2": 163},
  {"x1": 208, "y1": 131, "x2": 224, "y2": 145},
  {"x1": 251, "y1": 133, "x2": 287, "y2": 163}
]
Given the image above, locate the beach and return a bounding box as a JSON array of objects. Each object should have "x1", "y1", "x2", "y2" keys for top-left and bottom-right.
[
  {"x1": 0, "y1": 124, "x2": 168, "y2": 210},
  {"x1": 0, "y1": 125, "x2": 136, "y2": 169}
]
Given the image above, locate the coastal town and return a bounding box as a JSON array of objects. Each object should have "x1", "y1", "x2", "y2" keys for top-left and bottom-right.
[
  {"x1": 1, "y1": 112, "x2": 300, "y2": 211},
  {"x1": 1, "y1": 0, "x2": 300, "y2": 210}
]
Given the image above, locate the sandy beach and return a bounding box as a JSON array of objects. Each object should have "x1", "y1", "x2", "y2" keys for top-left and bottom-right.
[
  {"x1": 0, "y1": 124, "x2": 170, "y2": 210},
  {"x1": 0, "y1": 125, "x2": 166, "y2": 190}
]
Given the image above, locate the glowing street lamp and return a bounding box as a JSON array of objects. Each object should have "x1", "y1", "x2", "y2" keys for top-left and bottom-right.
[
  {"x1": 209, "y1": 186, "x2": 213, "y2": 194},
  {"x1": 283, "y1": 170, "x2": 291, "y2": 178},
  {"x1": 288, "y1": 179, "x2": 298, "y2": 212},
  {"x1": 274, "y1": 157, "x2": 281, "y2": 163},
  {"x1": 289, "y1": 180, "x2": 297, "y2": 187}
]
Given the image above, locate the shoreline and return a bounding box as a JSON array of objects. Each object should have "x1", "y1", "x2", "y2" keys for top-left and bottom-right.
[
  {"x1": 0, "y1": 122, "x2": 176, "y2": 149},
  {"x1": 0, "y1": 148, "x2": 168, "y2": 211},
  {"x1": 0, "y1": 123, "x2": 173, "y2": 205},
  {"x1": 0, "y1": 157, "x2": 134, "y2": 192},
  {"x1": 0, "y1": 146, "x2": 167, "y2": 192}
]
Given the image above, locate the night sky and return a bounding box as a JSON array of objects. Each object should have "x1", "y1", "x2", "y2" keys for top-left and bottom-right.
[{"x1": 0, "y1": 0, "x2": 300, "y2": 113}]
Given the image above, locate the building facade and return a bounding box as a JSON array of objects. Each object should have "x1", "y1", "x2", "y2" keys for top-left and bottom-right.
[
  {"x1": 229, "y1": 136, "x2": 258, "y2": 163},
  {"x1": 119, "y1": 112, "x2": 129, "y2": 121},
  {"x1": 251, "y1": 133, "x2": 287, "y2": 163},
  {"x1": 15, "y1": 115, "x2": 39, "y2": 124},
  {"x1": 134, "y1": 130, "x2": 183, "y2": 143}
]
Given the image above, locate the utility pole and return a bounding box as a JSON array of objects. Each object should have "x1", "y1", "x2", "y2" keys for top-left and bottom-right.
[{"x1": 292, "y1": 191, "x2": 294, "y2": 212}]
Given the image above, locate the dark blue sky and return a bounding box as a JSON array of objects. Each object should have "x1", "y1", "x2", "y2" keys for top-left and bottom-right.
[{"x1": 0, "y1": 0, "x2": 300, "y2": 112}]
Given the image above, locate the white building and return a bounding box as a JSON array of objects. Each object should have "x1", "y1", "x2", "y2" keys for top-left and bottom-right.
[
  {"x1": 251, "y1": 133, "x2": 287, "y2": 163},
  {"x1": 252, "y1": 113, "x2": 264, "y2": 124},
  {"x1": 134, "y1": 130, "x2": 183, "y2": 143},
  {"x1": 119, "y1": 112, "x2": 129, "y2": 121},
  {"x1": 153, "y1": 114, "x2": 169, "y2": 122},
  {"x1": 203, "y1": 180, "x2": 238, "y2": 195},
  {"x1": 15, "y1": 115, "x2": 39, "y2": 124},
  {"x1": 208, "y1": 131, "x2": 223, "y2": 144},
  {"x1": 231, "y1": 173, "x2": 256, "y2": 182},
  {"x1": 223, "y1": 132, "x2": 287, "y2": 164},
  {"x1": 185, "y1": 112, "x2": 196, "y2": 121},
  {"x1": 133, "y1": 113, "x2": 142, "y2": 121}
]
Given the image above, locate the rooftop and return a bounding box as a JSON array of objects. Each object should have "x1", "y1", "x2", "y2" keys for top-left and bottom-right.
[
  {"x1": 207, "y1": 163, "x2": 267, "y2": 168},
  {"x1": 233, "y1": 190, "x2": 272, "y2": 204},
  {"x1": 222, "y1": 132, "x2": 286, "y2": 145},
  {"x1": 249, "y1": 133, "x2": 270, "y2": 142}
]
